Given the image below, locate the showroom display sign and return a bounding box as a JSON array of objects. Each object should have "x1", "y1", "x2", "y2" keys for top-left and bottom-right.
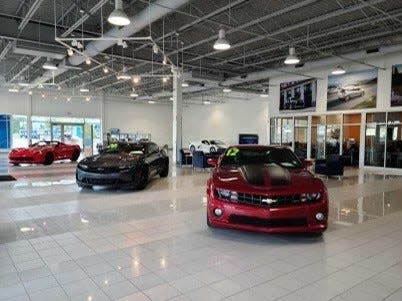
[
  {"x1": 327, "y1": 69, "x2": 377, "y2": 111},
  {"x1": 391, "y1": 64, "x2": 402, "y2": 107},
  {"x1": 279, "y1": 78, "x2": 317, "y2": 112}
]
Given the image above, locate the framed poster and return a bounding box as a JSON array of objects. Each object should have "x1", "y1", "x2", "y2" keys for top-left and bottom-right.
[
  {"x1": 391, "y1": 64, "x2": 402, "y2": 107},
  {"x1": 280, "y1": 78, "x2": 317, "y2": 112},
  {"x1": 327, "y1": 69, "x2": 377, "y2": 111}
]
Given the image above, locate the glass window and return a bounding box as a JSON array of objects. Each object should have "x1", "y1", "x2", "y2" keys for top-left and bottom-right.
[
  {"x1": 365, "y1": 113, "x2": 386, "y2": 167},
  {"x1": 311, "y1": 116, "x2": 326, "y2": 159},
  {"x1": 326, "y1": 115, "x2": 341, "y2": 157},
  {"x1": 31, "y1": 116, "x2": 51, "y2": 144},
  {"x1": 270, "y1": 118, "x2": 281, "y2": 144},
  {"x1": 0, "y1": 115, "x2": 11, "y2": 149},
  {"x1": 294, "y1": 117, "x2": 308, "y2": 159},
  {"x1": 281, "y1": 118, "x2": 293, "y2": 148},
  {"x1": 386, "y1": 112, "x2": 402, "y2": 168},
  {"x1": 11, "y1": 115, "x2": 28, "y2": 148}
]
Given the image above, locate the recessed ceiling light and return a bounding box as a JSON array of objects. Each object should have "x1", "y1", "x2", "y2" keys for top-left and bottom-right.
[
  {"x1": 80, "y1": 88, "x2": 89, "y2": 92},
  {"x1": 213, "y1": 28, "x2": 231, "y2": 51},
  {"x1": 181, "y1": 82, "x2": 189, "y2": 87},
  {"x1": 332, "y1": 66, "x2": 346, "y2": 75},
  {"x1": 223, "y1": 87, "x2": 232, "y2": 93},
  {"x1": 108, "y1": 0, "x2": 130, "y2": 26},
  {"x1": 284, "y1": 47, "x2": 300, "y2": 65},
  {"x1": 8, "y1": 88, "x2": 19, "y2": 93}
]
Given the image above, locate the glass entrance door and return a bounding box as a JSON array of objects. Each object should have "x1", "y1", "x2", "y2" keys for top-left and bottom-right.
[
  {"x1": 51, "y1": 123, "x2": 84, "y2": 150},
  {"x1": 51, "y1": 124, "x2": 62, "y2": 142}
]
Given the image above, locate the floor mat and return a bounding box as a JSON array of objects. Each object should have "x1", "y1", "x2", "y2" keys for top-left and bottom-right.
[{"x1": 0, "y1": 175, "x2": 16, "y2": 181}]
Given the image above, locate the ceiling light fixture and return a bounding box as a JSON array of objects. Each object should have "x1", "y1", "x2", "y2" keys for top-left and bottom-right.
[
  {"x1": 130, "y1": 92, "x2": 139, "y2": 98},
  {"x1": 181, "y1": 82, "x2": 189, "y2": 87},
  {"x1": 85, "y1": 96, "x2": 91, "y2": 102},
  {"x1": 148, "y1": 100, "x2": 155, "y2": 104},
  {"x1": 28, "y1": 91, "x2": 33, "y2": 95},
  {"x1": 67, "y1": 48, "x2": 74, "y2": 56},
  {"x1": 67, "y1": 97, "x2": 71, "y2": 102},
  {"x1": 85, "y1": 58, "x2": 91, "y2": 65},
  {"x1": 163, "y1": 56, "x2": 167, "y2": 65},
  {"x1": 116, "y1": 67, "x2": 131, "y2": 80},
  {"x1": 260, "y1": 89, "x2": 269, "y2": 98},
  {"x1": 162, "y1": 77, "x2": 169, "y2": 83},
  {"x1": 8, "y1": 88, "x2": 19, "y2": 93},
  {"x1": 169, "y1": 97, "x2": 174, "y2": 101},
  {"x1": 132, "y1": 75, "x2": 141, "y2": 84},
  {"x1": 284, "y1": 47, "x2": 300, "y2": 65},
  {"x1": 213, "y1": 28, "x2": 231, "y2": 51},
  {"x1": 203, "y1": 100, "x2": 211, "y2": 105},
  {"x1": 80, "y1": 88, "x2": 89, "y2": 93},
  {"x1": 103, "y1": 66, "x2": 109, "y2": 74},
  {"x1": 43, "y1": 58, "x2": 58, "y2": 70},
  {"x1": 332, "y1": 65, "x2": 346, "y2": 75},
  {"x1": 41, "y1": 93, "x2": 45, "y2": 98},
  {"x1": 108, "y1": 0, "x2": 130, "y2": 26},
  {"x1": 223, "y1": 87, "x2": 232, "y2": 93},
  {"x1": 153, "y1": 44, "x2": 159, "y2": 54},
  {"x1": 18, "y1": 82, "x2": 30, "y2": 87}
]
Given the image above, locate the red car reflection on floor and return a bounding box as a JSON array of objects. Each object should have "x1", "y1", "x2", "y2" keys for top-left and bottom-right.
[
  {"x1": 206, "y1": 145, "x2": 328, "y2": 234},
  {"x1": 9, "y1": 141, "x2": 81, "y2": 166}
]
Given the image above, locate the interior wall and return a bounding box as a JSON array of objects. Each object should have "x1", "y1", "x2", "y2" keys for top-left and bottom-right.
[
  {"x1": 182, "y1": 98, "x2": 268, "y2": 147},
  {"x1": 268, "y1": 51, "x2": 402, "y2": 118}
]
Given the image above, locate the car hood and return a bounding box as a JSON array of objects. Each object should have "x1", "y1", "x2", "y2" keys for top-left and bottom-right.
[
  {"x1": 10, "y1": 146, "x2": 47, "y2": 153},
  {"x1": 213, "y1": 165, "x2": 322, "y2": 192},
  {"x1": 80, "y1": 152, "x2": 143, "y2": 167}
]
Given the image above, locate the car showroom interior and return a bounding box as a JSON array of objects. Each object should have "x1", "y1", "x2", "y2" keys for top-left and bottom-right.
[{"x1": 1, "y1": 0, "x2": 402, "y2": 300}]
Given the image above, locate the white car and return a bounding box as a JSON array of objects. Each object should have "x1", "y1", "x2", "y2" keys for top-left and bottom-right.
[
  {"x1": 337, "y1": 85, "x2": 365, "y2": 101},
  {"x1": 189, "y1": 140, "x2": 227, "y2": 153}
]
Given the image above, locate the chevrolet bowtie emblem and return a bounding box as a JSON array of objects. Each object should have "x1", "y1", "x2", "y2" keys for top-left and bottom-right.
[{"x1": 262, "y1": 198, "x2": 277, "y2": 204}]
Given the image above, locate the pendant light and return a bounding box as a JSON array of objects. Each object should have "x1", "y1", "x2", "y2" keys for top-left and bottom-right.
[
  {"x1": 108, "y1": 0, "x2": 130, "y2": 26},
  {"x1": 284, "y1": 47, "x2": 300, "y2": 65},
  {"x1": 260, "y1": 89, "x2": 269, "y2": 98},
  {"x1": 332, "y1": 66, "x2": 346, "y2": 75},
  {"x1": 223, "y1": 87, "x2": 232, "y2": 93},
  {"x1": 213, "y1": 28, "x2": 231, "y2": 51}
]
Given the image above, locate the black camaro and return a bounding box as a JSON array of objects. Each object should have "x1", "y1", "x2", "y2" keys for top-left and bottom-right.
[{"x1": 76, "y1": 141, "x2": 169, "y2": 189}]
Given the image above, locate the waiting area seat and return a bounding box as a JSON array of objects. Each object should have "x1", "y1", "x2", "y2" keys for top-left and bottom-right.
[
  {"x1": 314, "y1": 154, "x2": 344, "y2": 177},
  {"x1": 192, "y1": 151, "x2": 221, "y2": 169}
]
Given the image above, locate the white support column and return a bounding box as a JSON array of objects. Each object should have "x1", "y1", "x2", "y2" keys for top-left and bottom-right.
[
  {"x1": 172, "y1": 68, "x2": 183, "y2": 164},
  {"x1": 359, "y1": 112, "x2": 366, "y2": 169},
  {"x1": 307, "y1": 115, "x2": 312, "y2": 159},
  {"x1": 101, "y1": 93, "x2": 106, "y2": 138},
  {"x1": 27, "y1": 93, "x2": 32, "y2": 145}
]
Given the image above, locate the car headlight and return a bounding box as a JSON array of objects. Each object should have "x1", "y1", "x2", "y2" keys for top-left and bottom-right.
[
  {"x1": 79, "y1": 164, "x2": 88, "y2": 170},
  {"x1": 216, "y1": 188, "x2": 238, "y2": 201},
  {"x1": 301, "y1": 193, "x2": 321, "y2": 202}
]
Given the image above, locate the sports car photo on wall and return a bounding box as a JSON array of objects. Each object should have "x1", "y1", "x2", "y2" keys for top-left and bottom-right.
[
  {"x1": 76, "y1": 141, "x2": 169, "y2": 190},
  {"x1": 206, "y1": 145, "x2": 328, "y2": 234}
]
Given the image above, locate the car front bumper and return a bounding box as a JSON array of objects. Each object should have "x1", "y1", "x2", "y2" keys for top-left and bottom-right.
[
  {"x1": 207, "y1": 196, "x2": 328, "y2": 234},
  {"x1": 76, "y1": 168, "x2": 137, "y2": 188}
]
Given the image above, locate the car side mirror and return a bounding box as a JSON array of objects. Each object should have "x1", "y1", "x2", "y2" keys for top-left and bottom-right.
[
  {"x1": 303, "y1": 159, "x2": 313, "y2": 169},
  {"x1": 207, "y1": 157, "x2": 218, "y2": 167}
]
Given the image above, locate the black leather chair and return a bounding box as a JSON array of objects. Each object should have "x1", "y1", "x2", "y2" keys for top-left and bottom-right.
[
  {"x1": 314, "y1": 154, "x2": 344, "y2": 178},
  {"x1": 179, "y1": 149, "x2": 192, "y2": 166}
]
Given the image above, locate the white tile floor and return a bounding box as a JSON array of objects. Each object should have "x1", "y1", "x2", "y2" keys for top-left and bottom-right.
[{"x1": 0, "y1": 162, "x2": 401, "y2": 301}]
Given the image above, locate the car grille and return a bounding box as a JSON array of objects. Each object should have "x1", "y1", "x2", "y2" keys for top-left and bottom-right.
[
  {"x1": 81, "y1": 178, "x2": 120, "y2": 185},
  {"x1": 228, "y1": 215, "x2": 307, "y2": 228},
  {"x1": 236, "y1": 192, "x2": 307, "y2": 208},
  {"x1": 86, "y1": 166, "x2": 121, "y2": 173}
]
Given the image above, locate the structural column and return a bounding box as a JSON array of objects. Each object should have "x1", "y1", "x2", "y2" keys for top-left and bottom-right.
[
  {"x1": 101, "y1": 93, "x2": 106, "y2": 138},
  {"x1": 307, "y1": 115, "x2": 312, "y2": 159},
  {"x1": 27, "y1": 93, "x2": 32, "y2": 145},
  {"x1": 172, "y1": 68, "x2": 183, "y2": 164}
]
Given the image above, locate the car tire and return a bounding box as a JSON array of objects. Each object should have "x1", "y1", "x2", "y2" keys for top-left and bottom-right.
[
  {"x1": 159, "y1": 161, "x2": 169, "y2": 177},
  {"x1": 206, "y1": 212, "x2": 214, "y2": 228},
  {"x1": 78, "y1": 183, "x2": 92, "y2": 189},
  {"x1": 210, "y1": 147, "x2": 216, "y2": 153},
  {"x1": 70, "y1": 149, "x2": 80, "y2": 162},
  {"x1": 43, "y1": 153, "x2": 54, "y2": 165},
  {"x1": 136, "y1": 166, "x2": 149, "y2": 190},
  {"x1": 190, "y1": 145, "x2": 195, "y2": 153},
  {"x1": 12, "y1": 163, "x2": 19, "y2": 166}
]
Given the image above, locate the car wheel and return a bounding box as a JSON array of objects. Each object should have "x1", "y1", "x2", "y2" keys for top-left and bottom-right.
[
  {"x1": 78, "y1": 183, "x2": 92, "y2": 189},
  {"x1": 210, "y1": 147, "x2": 216, "y2": 153},
  {"x1": 206, "y1": 212, "x2": 214, "y2": 228},
  {"x1": 159, "y1": 161, "x2": 169, "y2": 177},
  {"x1": 136, "y1": 166, "x2": 149, "y2": 190},
  {"x1": 43, "y1": 153, "x2": 54, "y2": 165},
  {"x1": 190, "y1": 145, "x2": 195, "y2": 153},
  {"x1": 12, "y1": 163, "x2": 19, "y2": 166},
  {"x1": 70, "y1": 149, "x2": 80, "y2": 162}
]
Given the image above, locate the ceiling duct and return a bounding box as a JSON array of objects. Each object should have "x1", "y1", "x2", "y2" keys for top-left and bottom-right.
[
  {"x1": 191, "y1": 70, "x2": 225, "y2": 82},
  {"x1": 13, "y1": 44, "x2": 65, "y2": 60}
]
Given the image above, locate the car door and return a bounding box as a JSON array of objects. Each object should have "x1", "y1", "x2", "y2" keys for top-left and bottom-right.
[{"x1": 146, "y1": 143, "x2": 162, "y2": 176}]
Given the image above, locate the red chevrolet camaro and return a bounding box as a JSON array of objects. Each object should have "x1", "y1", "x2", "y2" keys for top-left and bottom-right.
[
  {"x1": 206, "y1": 145, "x2": 328, "y2": 234},
  {"x1": 9, "y1": 141, "x2": 81, "y2": 166}
]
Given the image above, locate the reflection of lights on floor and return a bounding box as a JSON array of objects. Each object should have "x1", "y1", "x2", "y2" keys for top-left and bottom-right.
[
  {"x1": 20, "y1": 227, "x2": 35, "y2": 232},
  {"x1": 387, "y1": 203, "x2": 391, "y2": 208},
  {"x1": 80, "y1": 216, "x2": 89, "y2": 224},
  {"x1": 160, "y1": 258, "x2": 166, "y2": 268}
]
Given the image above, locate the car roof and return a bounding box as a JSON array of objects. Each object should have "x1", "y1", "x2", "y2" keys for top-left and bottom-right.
[{"x1": 226, "y1": 144, "x2": 291, "y2": 151}]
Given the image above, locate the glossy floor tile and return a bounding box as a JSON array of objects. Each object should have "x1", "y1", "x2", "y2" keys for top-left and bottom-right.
[{"x1": 0, "y1": 160, "x2": 402, "y2": 301}]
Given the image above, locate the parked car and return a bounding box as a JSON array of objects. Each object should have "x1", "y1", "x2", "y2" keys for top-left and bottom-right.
[
  {"x1": 9, "y1": 141, "x2": 81, "y2": 165},
  {"x1": 205, "y1": 145, "x2": 328, "y2": 234},
  {"x1": 189, "y1": 140, "x2": 227, "y2": 153},
  {"x1": 76, "y1": 141, "x2": 169, "y2": 190},
  {"x1": 337, "y1": 85, "x2": 364, "y2": 101},
  {"x1": 288, "y1": 97, "x2": 305, "y2": 110}
]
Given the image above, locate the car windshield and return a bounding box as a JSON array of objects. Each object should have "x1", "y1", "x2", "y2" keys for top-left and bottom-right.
[
  {"x1": 221, "y1": 147, "x2": 302, "y2": 169},
  {"x1": 103, "y1": 143, "x2": 146, "y2": 154},
  {"x1": 210, "y1": 140, "x2": 224, "y2": 145},
  {"x1": 32, "y1": 141, "x2": 49, "y2": 147}
]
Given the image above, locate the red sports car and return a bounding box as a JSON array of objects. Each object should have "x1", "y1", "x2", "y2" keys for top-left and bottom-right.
[
  {"x1": 9, "y1": 141, "x2": 81, "y2": 166},
  {"x1": 206, "y1": 145, "x2": 328, "y2": 234}
]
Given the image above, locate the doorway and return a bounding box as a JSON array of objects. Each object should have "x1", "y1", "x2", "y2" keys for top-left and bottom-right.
[{"x1": 51, "y1": 123, "x2": 84, "y2": 150}]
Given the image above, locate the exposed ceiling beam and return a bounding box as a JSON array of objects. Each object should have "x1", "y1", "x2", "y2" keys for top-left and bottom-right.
[
  {"x1": 8, "y1": 56, "x2": 41, "y2": 82},
  {"x1": 60, "y1": 0, "x2": 108, "y2": 38},
  {"x1": 18, "y1": 0, "x2": 45, "y2": 32},
  {"x1": 0, "y1": 41, "x2": 14, "y2": 61}
]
